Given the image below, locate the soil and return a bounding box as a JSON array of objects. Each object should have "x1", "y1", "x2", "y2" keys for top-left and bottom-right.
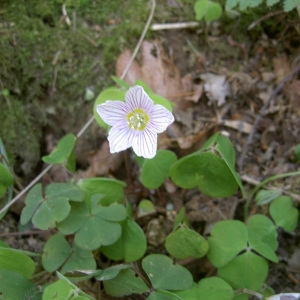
[{"x1": 1, "y1": 1, "x2": 300, "y2": 299}]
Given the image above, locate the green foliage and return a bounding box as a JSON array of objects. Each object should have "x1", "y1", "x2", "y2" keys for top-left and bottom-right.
[
  {"x1": 194, "y1": 0, "x2": 223, "y2": 21},
  {"x1": 269, "y1": 196, "x2": 299, "y2": 232},
  {"x1": 170, "y1": 133, "x2": 245, "y2": 198},
  {"x1": 226, "y1": 0, "x2": 300, "y2": 11},
  {"x1": 207, "y1": 215, "x2": 278, "y2": 292},
  {"x1": 101, "y1": 219, "x2": 147, "y2": 262},
  {"x1": 141, "y1": 150, "x2": 177, "y2": 189},
  {"x1": 42, "y1": 134, "x2": 77, "y2": 173},
  {"x1": 175, "y1": 277, "x2": 234, "y2": 300},
  {"x1": 142, "y1": 254, "x2": 193, "y2": 291},
  {"x1": 165, "y1": 226, "x2": 209, "y2": 259},
  {"x1": 20, "y1": 183, "x2": 85, "y2": 230}
]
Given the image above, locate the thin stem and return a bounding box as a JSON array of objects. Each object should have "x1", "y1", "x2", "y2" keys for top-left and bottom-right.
[
  {"x1": 0, "y1": 165, "x2": 52, "y2": 216},
  {"x1": 244, "y1": 171, "x2": 300, "y2": 219},
  {"x1": 235, "y1": 288, "x2": 263, "y2": 299}
]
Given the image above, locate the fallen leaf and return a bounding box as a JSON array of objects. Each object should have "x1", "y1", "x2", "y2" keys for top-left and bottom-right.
[
  {"x1": 116, "y1": 40, "x2": 199, "y2": 109},
  {"x1": 78, "y1": 141, "x2": 123, "y2": 178}
]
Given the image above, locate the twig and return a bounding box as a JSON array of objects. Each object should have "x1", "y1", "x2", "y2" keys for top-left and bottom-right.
[
  {"x1": 0, "y1": 0, "x2": 157, "y2": 215},
  {"x1": 151, "y1": 21, "x2": 199, "y2": 31},
  {"x1": 0, "y1": 165, "x2": 52, "y2": 216},
  {"x1": 120, "y1": 0, "x2": 156, "y2": 80},
  {"x1": 238, "y1": 63, "x2": 300, "y2": 173}
]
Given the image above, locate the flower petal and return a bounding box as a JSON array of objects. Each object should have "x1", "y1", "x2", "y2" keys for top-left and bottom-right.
[
  {"x1": 125, "y1": 86, "x2": 154, "y2": 113},
  {"x1": 107, "y1": 124, "x2": 135, "y2": 153},
  {"x1": 97, "y1": 100, "x2": 128, "y2": 126},
  {"x1": 148, "y1": 104, "x2": 175, "y2": 133},
  {"x1": 131, "y1": 129, "x2": 157, "y2": 159}
]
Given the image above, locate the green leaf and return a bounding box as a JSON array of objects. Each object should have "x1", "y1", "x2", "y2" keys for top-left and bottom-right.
[
  {"x1": 101, "y1": 219, "x2": 147, "y2": 262},
  {"x1": 194, "y1": 0, "x2": 222, "y2": 22},
  {"x1": 43, "y1": 279, "x2": 92, "y2": 300},
  {"x1": 74, "y1": 215, "x2": 122, "y2": 251},
  {"x1": 165, "y1": 227, "x2": 208, "y2": 259},
  {"x1": 175, "y1": 277, "x2": 234, "y2": 300},
  {"x1": 172, "y1": 207, "x2": 188, "y2": 230},
  {"x1": 93, "y1": 88, "x2": 126, "y2": 128},
  {"x1": 103, "y1": 269, "x2": 149, "y2": 297},
  {"x1": 0, "y1": 247, "x2": 35, "y2": 279},
  {"x1": 42, "y1": 233, "x2": 72, "y2": 272},
  {"x1": 0, "y1": 162, "x2": 13, "y2": 199},
  {"x1": 218, "y1": 251, "x2": 268, "y2": 291},
  {"x1": 0, "y1": 270, "x2": 39, "y2": 300},
  {"x1": 0, "y1": 163, "x2": 13, "y2": 188},
  {"x1": 20, "y1": 183, "x2": 85, "y2": 230},
  {"x1": 267, "y1": 0, "x2": 280, "y2": 5},
  {"x1": 207, "y1": 220, "x2": 247, "y2": 268},
  {"x1": 79, "y1": 177, "x2": 125, "y2": 206},
  {"x1": 42, "y1": 134, "x2": 77, "y2": 172},
  {"x1": 147, "y1": 290, "x2": 183, "y2": 300},
  {"x1": 247, "y1": 214, "x2": 278, "y2": 263},
  {"x1": 60, "y1": 244, "x2": 96, "y2": 274},
  {"x1": 96, "y1": 264, "x2": 132, "y2": 281},
  {"x1": 284, "y1": 0, "x2": 300, "y2": 12},
  {"x1": 255, "y1": 189, "x2": 282, "y2": 205},
  {"x1": 270, "y1": 196, "x2": 299, "y2": 232},
  {"x1": 226, "y1": 0, "x2": 238, "y2": 9},
  {"x1": 111, "y1": 76, "x2": 130, "y2": 90},
  {"x1": 170, "y1": 133, "x2": 242, "y2": 198},
  {"x1": 141, "y1": 150, "x2": 177, "y2": 189},
  {"x1": 142, "y1": 254, "x2": 193, "y2": 290},
  {"x1": 293, "y1": 144, "x2": 300, "y2": 162},
  {"x1": 57, "y1": 202, "x2": 88, "y2": 234},
  {"x1": 137, "y1": 199, "x2": 155, "y2": 217}
]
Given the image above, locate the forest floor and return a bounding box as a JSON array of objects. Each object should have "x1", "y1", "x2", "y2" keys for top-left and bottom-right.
[{"x1": 0, "y1": 0, "x2": 300, "y2": 299}]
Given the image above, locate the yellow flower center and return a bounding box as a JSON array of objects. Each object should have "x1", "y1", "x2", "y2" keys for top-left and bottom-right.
[{"x1": 126, "y1": 108, "x2": 149, "y2": 131}]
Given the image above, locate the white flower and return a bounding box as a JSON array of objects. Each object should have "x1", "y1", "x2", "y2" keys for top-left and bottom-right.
[{"x1": 97, "y1": 85, "x2": 174, "y2": 159}]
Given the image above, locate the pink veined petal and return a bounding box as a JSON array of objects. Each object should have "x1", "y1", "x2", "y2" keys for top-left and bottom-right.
[
  {"x1": 131, "y1": 129, "x2": 157, "y2": 159},
  {"x1": 148, "y1": 104, "x2": 175, "y2": 133},
  {"x1": 97, "y1": 100, "x2": 128, "y2": 126},
  {"x1": 107, "y1": 124, "x2": 135, "y2": 153},
  {"x1": 125, "y1": 86, "x2": 154, "y2": 113}
]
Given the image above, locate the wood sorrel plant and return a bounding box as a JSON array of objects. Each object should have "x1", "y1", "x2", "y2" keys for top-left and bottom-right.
[{"x1": 0, "y1": 79, "x2": 299, "y2": 300}]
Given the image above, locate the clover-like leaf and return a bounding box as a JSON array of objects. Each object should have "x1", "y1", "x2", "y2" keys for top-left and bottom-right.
[
  {"x1": 41, "y1": 233, "x2": 96, "y2": 274},
  {"x1": 270, "y1": 196, "x2": 299, "y2": 232},
  {"x1": 58, "y1": 201, "x2": 127, "y2": 251},
  {"x1": 207, "y1": 220, "x2": 247, "y2": 268},
  {"x1": 175, "y1": 277, "x2": 234, "y2": 300},
  {"x1": 20, "y1": 183, "x2": 85, "y2": 230},
  {"x1": 103, "y1": 269, "x2": 149, "y2": 297},
  {"x1": 218, "y1": 251, "x2": 268, "y2": 291},
  {"x1": 142, "y1": 254, "x2": 193, "y2": 291},
  {"x1": 79, "y1": 177, "x2": 126, "y2": 206},
  {"x1": 247, "y1": 214, "x2": 278, "y2": 263},
  {"x1": 141, "y1": 150, "x2": 177, "y2": 189},
  {"x1": 171, "y1": 133, "x2": 243, "y2": 198},
  {"x1": 101, "y1": 219, "x2": 147, "y2": 262},
  {"x1": 194, "y1": 0, "x2": 222, "y2": 22},
  {"x1": 165, "y1": 227, "x2": 208, "y2": 259}
]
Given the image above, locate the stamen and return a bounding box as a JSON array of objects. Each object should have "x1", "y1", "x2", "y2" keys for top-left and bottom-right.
[{"x1": 127, "y1": 108, "x2": 149, "y2": 131}]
